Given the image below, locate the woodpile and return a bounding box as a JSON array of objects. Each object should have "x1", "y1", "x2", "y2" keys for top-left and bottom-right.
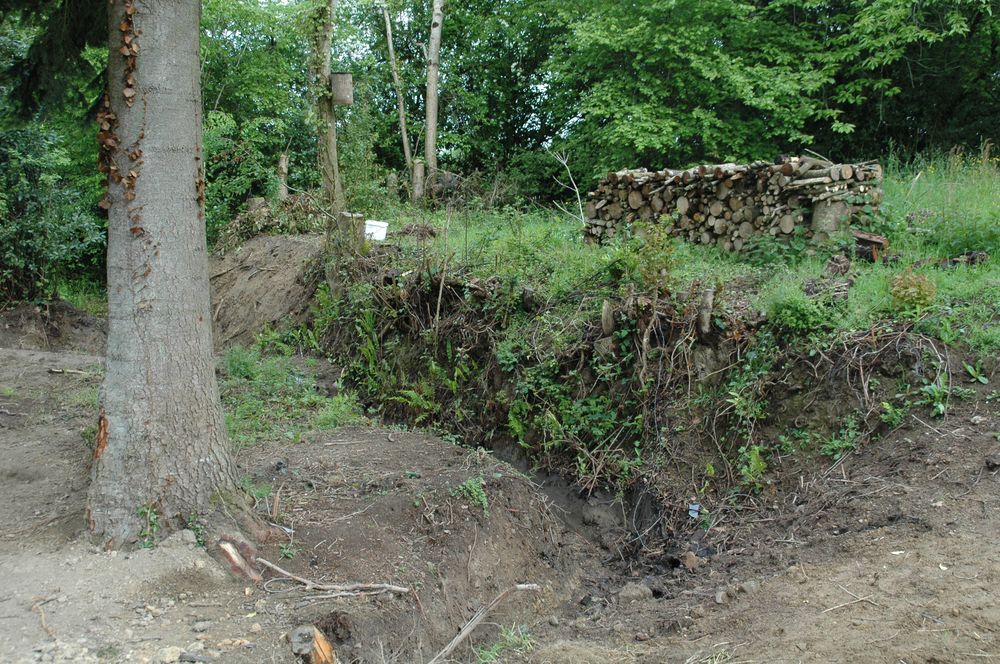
[{"x1": 584, "y1": 156, "x2": 883, "y2": 250}]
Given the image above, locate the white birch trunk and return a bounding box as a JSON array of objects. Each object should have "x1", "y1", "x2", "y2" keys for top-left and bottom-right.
[{"x1": 424, "y1": 0, "x2": 444, "y2": 176}]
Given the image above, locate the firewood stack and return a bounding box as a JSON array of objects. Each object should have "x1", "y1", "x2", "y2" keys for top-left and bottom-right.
[{"x1": 583, "y1": 157, "x2": 883, "y2": 249}]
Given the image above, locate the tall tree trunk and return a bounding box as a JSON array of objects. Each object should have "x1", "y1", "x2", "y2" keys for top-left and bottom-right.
[
  {"x1": 381, "y1": 3, "x2": 412, "y2": 170},
  {"x1": 89, "y1": 0, "x2": 241, "y2": 547},
  {"x1": 313, "y1": 0, "x2": 345, "y2": 215},
  {"x1": 424, "y1": 0, "x2": 444, "y2": 179}
]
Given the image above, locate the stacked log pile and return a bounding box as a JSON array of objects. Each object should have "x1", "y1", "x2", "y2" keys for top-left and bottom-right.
[{"x1": 584, "y1": 157, "x2": 883, "y2": 249}]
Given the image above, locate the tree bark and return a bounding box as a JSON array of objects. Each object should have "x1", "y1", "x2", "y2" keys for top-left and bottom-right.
[
  {"x1": 424, "y1": 0, "x2": 444, "y2": 178},
  {"x1": 89, "y1": 0, "x2": 241, "y2": 547},
  {"x1": 381, "y1": 3, "x2": 412, "y2": 170},
  {"x1": 313, "y1": 0, "x2": 345, "y2": 215},
  {"x1": 277, "y1": 152, "x2": 289, "y2": 202}
]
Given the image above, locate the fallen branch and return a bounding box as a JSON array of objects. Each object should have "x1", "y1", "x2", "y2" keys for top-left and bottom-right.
[
  {"x1": 426, "y1": 583, "x2": 541, "y2": 664},
  {"x1": 257, "y1": 558, "x2": 409, "y2": 595},
  {"x1": 47, "y1": 368, "x2": 88, "y2": 376},
  {"x1": 31, "y1": 596, "x2": 57, "y2": 639}
]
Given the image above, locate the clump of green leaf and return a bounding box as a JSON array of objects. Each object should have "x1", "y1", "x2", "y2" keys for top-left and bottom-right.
[
  {"x1": 767, "y1": 288, "x2": 831, "y2": 342},
  {"x1": 221, "y1": 346, "x2": 365, "y2": 446},
  {"x1": 890, "y1": 270, "x2": 937, "y2": 312},
  {"x1": 821, "y1": 416, "x2": 862, "y2": 460},
  {"x1": 452, "y1": 477, "x2": 489, "y2": 516},
  {"x1": 137, "y1": 504, "x2": 161, "y2": 549},
  {"x1": 737, "y1": 444, "x2": 768, "y2": 492}
]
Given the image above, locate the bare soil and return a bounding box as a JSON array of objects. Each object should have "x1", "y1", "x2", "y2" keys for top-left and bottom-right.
[
  {"x1": 2, "y1": 340, "x2": 999, "y2": 663},
  {"x1": 2, "y1": 240, "x2": 999, "y2": 662}
]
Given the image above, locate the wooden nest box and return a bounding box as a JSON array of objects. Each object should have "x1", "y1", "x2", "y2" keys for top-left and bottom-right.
[{"x1": 330, "y1": 72, "x2": 353, "y2": 106}]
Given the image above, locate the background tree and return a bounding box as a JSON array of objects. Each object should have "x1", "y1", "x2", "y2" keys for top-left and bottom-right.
[
  {"x1": 423, "y1": 0, "x2": 444, "y2": 179},
  {"x1": 311, "y1": 0, "x2": 347, "y2": 214},
  {"x1": 381, "y1": 1, "x2": 412, "y2": 171}
]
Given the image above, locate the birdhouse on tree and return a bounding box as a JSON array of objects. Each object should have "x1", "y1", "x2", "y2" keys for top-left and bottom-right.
[{"x1": 330, "y1": 72, "x2": 353, "y2": 106}]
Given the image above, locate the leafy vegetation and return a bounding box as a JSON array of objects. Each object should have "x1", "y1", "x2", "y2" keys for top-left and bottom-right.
[{"x1": 220, "y1": 345, "x2": 365, "y2": 447}]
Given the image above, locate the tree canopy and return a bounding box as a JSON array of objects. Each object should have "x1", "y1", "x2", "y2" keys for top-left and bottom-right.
[{"x1": 2, "y1": 0, "x2": 997, "y2": 229}]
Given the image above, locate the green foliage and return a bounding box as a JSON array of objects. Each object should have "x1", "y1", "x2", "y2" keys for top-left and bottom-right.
[
  {"x1": 743, "y1": 229, "x2": 811, "y2": 267},
  {"x1": 240, "y1": 476, "x2": 273, "y2": 502},
  {"x1": 137, "y1": 504, "x2": 161, "y2": 549},
  {"x1": 821, "y1": 416, "x2": 862, "y2": 461},
  {"x1": 737, "y1": 444, "x2": 768, "y2": 492},
  {"x1": 880, "y1": 401, "x2": 910, "y2": 428},
  {"x1": 475, "y1": 625, "x2": 534, "y2": 663},
  {"x1": 964, "y1": 360, "x2": 989, "y2": 385},
  {"x1": 279, "y1": 542, "x2": 301, "y2": 559},
  {"x1": 221, "y1": 346, "x2": 364, "y2": 446},
  {"x1": 890, "y1": 270, "x2": 937, "y2": 313},
  {"x1": 452, "y1": 476, "x2": 489, "y2": 516},
  {"x1": 766, "y1": 287, "x2": 832, "y2": 342},
  {"x1": 918, "y1": 379, "x2": 949, "y2": 418},
  {"x1": 312, "y1": 393, "x2": 366, "y2": 429},
  {"x1": 0, "y1": 127, "x2": 104, "y2": 301}
]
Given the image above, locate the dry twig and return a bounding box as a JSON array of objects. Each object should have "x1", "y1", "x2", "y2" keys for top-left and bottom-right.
[
  {"x1": 426, "y1": 583, "x2": 541, "y2": 664},
  {"x1": 257, "y1": 558, "x2": 409, "y2": 596}
]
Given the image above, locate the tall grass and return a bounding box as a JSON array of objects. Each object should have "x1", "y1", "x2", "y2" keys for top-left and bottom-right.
[{"x1": 394, "y1": 146, "x2": 1000, "y2": 353}]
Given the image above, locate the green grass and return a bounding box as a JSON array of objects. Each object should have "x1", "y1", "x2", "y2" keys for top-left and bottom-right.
[
  {"x1": 379, "y1": 149, "x2": 999, "y2": 356},
  {"x1": 56, "y1": 278, "x2": 108, "y2": 317},
  {"x1": 474, "y1": 625, "x2": 534, "y2": 663},
  {"x1": 220, "y1": 346, "x2": 366, "y2": 447},
  {"x1": 0, "y1": 386, "x2": 15, "y2": 398}
]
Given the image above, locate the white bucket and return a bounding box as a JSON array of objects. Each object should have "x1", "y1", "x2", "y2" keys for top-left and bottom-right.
[{"x1": 365, "y1": 220, "x2": 388, "y2": 241}]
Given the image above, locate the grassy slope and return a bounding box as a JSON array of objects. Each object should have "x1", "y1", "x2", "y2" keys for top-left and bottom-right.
[{"x1": 376, "y1": 150, "x2": 1000, "y2": 355}]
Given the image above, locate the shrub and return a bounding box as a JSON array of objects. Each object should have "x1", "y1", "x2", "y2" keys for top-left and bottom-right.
[
  {"x1": 890, "y1": 270, "x2": 937, "y2": 312},
  {"x1": 0, "y1": 128, "x2": 105, "y2": 301},
  {"x1": 767, "y1": 288, "x2": 831, "y2": 340}
]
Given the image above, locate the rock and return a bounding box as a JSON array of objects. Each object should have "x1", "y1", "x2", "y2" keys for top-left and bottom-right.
[
  {"x1": 739, "y1": 579, "x2": 760, "y2": 594},
  {"x1": 985, "y1": 455, "x2": 1000, "y2": 471},
  {"x1": 635, "y1": 632, "x2": 651, "y2": 642},
  {"x1": 179, "y1": 529, "x2": 198, "y2": 545},
  {"x1": 619, "y1": 582, "x2": 653, "y2": 603},
  {"x1": 157, "y1": 646, "x2": 184, "y2": 663},
  {"x1": 714, "y1": 589, "x2": 728, "y2": 605},
  {"x1": 249, "y1": 623, "x2": 262, "y2": 633},
  {"x1": 548, "y1": 615, "x2": 560, "y2": 627},
  {"x1": 192, "y1": 620, "x2": 213, "y2": 633}
]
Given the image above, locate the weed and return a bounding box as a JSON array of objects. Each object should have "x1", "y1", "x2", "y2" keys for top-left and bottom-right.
[
  {"x1": 777, "y1": 429, "x2": 812, "y2": 453},
  {"x1": 737, "y1": 444, "x2": 768, "y2": 492},
  {"x1": 964, "y1": 360, "x2": 990, "y2": 385},
  {"x1": 475, "y1": 625, "x2": 534, "y2": 663},
  {"x1": 137, "y1": 504, "x2": 160, "y2": 548},
  {"x1": 279, "y1": 542, "x2": 300, "y2": 559},
  {"x1": 57, "y1": 278, "x2": 108, "y2": 317},
  {"x1": 918, "y1": 378, "x2": 951, "y2": 417},
  {"x1": 240, "y1": 476, "x2": 272, "y2": 502},
  {"x1": 69, "y1": 386, "x2": 99, "y2": 410},
  {"x1": 766, "y1": 286, "x2": 832, "y2": 343},
  {"x1": 452, "y1": 476, "x2": 489, "y2": 516},
  {"x1": 312, "y1": 393, "x2": 366, "y2": 429},
  {"x1": 821, "y1": 416, "x2": 862, "y2": 460},
  {"x1": 880, "y1": 401, "x2": 910, "y2": 428},
  {"x1": 0, "y1": 386, "x2": 15, "y2": 398},
  {"x1": 890, "y1": 270, "x2": 937, "y2": 313},
  {"x1": 186, "y1": 512, "x2": 206, "y2": 548}
]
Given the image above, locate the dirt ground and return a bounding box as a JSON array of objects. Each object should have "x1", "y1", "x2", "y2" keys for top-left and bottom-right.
[
  {"x1": 2, "y1": 340, "x2": 999, "y2": 663},
  {"x1": 2, "y1": 239, "x2": 1000, "y2": 663}
]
